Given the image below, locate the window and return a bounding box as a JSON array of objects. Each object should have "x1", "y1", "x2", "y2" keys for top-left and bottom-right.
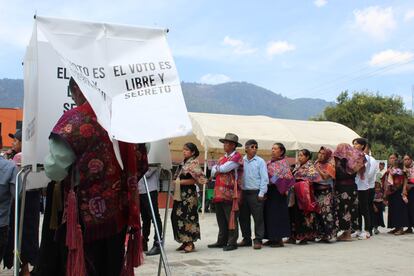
[
  {"x1": 0, "y1": 122, "x2": 2, "y2": 148},
  {"x1": 16, "y1": 120, "x2": 22, "y2": 130}
]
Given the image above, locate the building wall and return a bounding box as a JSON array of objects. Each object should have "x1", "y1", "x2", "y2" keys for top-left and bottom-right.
[{"x1": 0, "y1": 108, "x2": 23, "y2": 148}]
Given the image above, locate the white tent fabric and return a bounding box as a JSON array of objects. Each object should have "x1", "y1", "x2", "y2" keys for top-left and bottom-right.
[{"x1": 171, "y1": 112, "x2": 360, "y2": 153}]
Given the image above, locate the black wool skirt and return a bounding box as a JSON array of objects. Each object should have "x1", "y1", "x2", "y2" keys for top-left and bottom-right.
[
  {"x1": 264, "y1": 185, "x2": 291, "y2": 240},
  {"x1": 387, "y1": 190, "x2": 410, "y2": 228}
]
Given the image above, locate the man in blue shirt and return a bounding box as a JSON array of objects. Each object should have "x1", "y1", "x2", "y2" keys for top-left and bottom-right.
[
  {"x1": 238, "y1": 139, "x2": 269, "y2": 249},
  {"x1": 0, "y1": 155, "x2": 18, "y2": 260}
]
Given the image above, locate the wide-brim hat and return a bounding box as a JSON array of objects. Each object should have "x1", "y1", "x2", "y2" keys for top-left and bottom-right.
[
  {"x1": 219, "y1": 133, "x2": 242, "y2": 147},
  {"x1": 9, "y1": 129, "x2": 22, "y2": 142}
]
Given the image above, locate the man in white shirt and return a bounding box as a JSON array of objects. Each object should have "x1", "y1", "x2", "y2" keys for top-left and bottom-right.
[
  {"x1": 353, "y1": 138, "x2": 377, "y2": 239},
  {"x1": 365, "y1": 143, "x2": 379, "y2": 236}
]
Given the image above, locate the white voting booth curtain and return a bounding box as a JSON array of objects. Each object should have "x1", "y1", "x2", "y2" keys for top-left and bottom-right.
[
  {"x1": 22, "y1": 16, "x2": 183, "y2": 188},
  {"x1": 170, "y1": 112, "x2": 361, "y2": 161}
]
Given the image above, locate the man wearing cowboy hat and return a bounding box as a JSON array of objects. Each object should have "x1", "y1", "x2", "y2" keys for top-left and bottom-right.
[{"x1": 208, "y1": 133, "x2": 243, "y2": 251}]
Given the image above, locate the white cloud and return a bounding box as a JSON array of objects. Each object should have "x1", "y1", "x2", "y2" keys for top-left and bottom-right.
[
  {"x1": 369, "y1": 50, "x2": 414, "y2": 67},
  {"x1": 314, "y1": 0, "x2": 327, "y2": 8},
  {"x1": 404, "y1": 10, "x2": 414, "y2": 22},
  {"x1": 200, "y1": 73, "x2": 231, "y2": 84},
  {"x1": 223, "y1": 36, "x2": 257, "y2": 55},
  {"x1": 353, "y1": 6, "x2": 396, "y2": 40},
  {"x1": 266, "y1": 41, "x2": 296, "y2": 57},
  {"x1": 0, "y1": 26, "x2": 32, "y2": 48}
]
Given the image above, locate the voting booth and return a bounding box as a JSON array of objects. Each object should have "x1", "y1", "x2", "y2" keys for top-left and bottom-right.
[
  {"x1": 22, "y1": 16, "x2": 187, "y2": 188},
  {"x1": 16, "y1": 16, "x2": 187, "y2": 276}
]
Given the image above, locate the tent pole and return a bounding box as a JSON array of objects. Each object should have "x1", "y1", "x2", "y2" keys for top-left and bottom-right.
[
  {"x1": 202, "y1": 146, "x2": 208, "y2": 219},
  {"x1": 18, "y1": 169, "x2": 31, "y2": 254},
  {"x1": 14, "y1": 166, "x2": 31, "y2": 276},
  {"x1": 13, "y1": 168, "x2": 24, "y2": 276},
  {"x1": 158, "y1": 168, "x2": 172, "y2": 276},
  {"x1": 295, "y1": 150, "x2": 299, "y2": 162},
  {"x1": 143, "y1": 175, "x2": 171, "y2": 276}
]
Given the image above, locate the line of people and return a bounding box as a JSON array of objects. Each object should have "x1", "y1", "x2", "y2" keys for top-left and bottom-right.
[
  {"x1": 168, "y1": 133, "x2": 414, "y2": 253},
  {"x1": 1, "y1": 88, "x2": 412, "y2": 275}
]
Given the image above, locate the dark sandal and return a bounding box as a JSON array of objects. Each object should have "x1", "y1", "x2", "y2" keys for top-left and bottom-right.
[
  {"x1": 394, "y1": 229, "x2": 405, "y2": 235},
  {"x1": 285, "y1": 238, "x2": 296, "y2": 244},
  {"x1": 184, "y1": 242, "x2": 195, "y2": 253},
  {"x1": 263, "y1": 240, "x2": 273, "y2": 246},
  {"x1": 298, "y1": 239, "x2": 308, "y2": 245},
  {"x1": 388, "y1": 228, "x2": 397, "y2": 234},
  {"x1": 176, "y1": 243, "x2": 186, "y2": 251},
  {"x1": 337, "y1": 234, "x2": 353, "y2": 242}
]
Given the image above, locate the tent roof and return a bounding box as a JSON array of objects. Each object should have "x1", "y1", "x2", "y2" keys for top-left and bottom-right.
[{"x1": 171, "y1": 112, "x2": 359, "y2": 153}]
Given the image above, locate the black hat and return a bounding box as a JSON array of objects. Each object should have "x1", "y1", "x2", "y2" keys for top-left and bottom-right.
[
  {"x1": 9, "y1": 129, "x2": 22, "y2": 142},
  {"x1": 219, "y1": 133, "x2": 242, "y2": 147},
  {"x1": 245, "y1": 139, "x2": 258, "y2": 147}
]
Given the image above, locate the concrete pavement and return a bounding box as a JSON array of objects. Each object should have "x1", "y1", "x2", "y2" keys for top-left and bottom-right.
[{"x1": 1, "y1": 210, "x2": 413, "y2": 276}]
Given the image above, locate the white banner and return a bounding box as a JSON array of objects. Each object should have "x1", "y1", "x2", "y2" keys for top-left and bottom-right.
[
  {"x1": 35, "y1": 16, "x2": 192, "y2": 143},
  {"x1": 22, "y1": 16, "x2": 183, "y2": 187}
]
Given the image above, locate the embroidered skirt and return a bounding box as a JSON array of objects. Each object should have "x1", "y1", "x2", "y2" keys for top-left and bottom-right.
[
  {"x1": 335, "y1": 184, "x2": 358, "y2": 232},
  {"x1": 314, "y1": 187, "x2": 337, "y2": 239},
  {"x1": 171, "y1": 185, "x2": 201, "y2": 243},
  {"x1": 289, "y1": 200, "x2": 318, "y2": 241}
]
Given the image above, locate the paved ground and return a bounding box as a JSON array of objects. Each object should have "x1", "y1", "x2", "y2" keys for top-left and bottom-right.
[
  {"x1": 136, "y1": 210, "x2": 414, "y2": 276},
  {"x1": 1, "y1": 210, "x2": 413, "y2": 276}
]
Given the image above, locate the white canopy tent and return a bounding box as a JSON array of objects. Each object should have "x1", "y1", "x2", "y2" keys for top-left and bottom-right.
[{"x1": 170, "y1": 112, "x2": 360, "y2": 162}]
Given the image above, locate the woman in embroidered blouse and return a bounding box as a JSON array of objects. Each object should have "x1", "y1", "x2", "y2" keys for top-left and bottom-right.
[
  {"x1": 383, "y1": 153, "x2": 409, "y2": 235},
  {"x1": 290, "y1": 149, "x2": 321, "y2": 244},
  {"x1": 171, "y1": 143, "x2": 207, "y2": 253},
  {"x1": 403, "y1": 153, "x2": 414, "y2": 233},
  {"x1": 264, "y1": 143, "x2": 295, "y2": 247},
  {"x1": 333, "y1": 143, "x2": 365, "y2": 241},
  {"x1": 314, "y1": 146, "x2": 337, "y2": 242}
]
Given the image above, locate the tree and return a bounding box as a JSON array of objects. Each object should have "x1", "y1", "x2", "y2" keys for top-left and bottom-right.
[{"x1": 316, "y1": 91, "x2": 414, "y2": 159}]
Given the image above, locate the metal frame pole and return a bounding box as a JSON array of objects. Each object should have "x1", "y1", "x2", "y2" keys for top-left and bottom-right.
[
  {"x1": 157, "y1": 169, "x2": 172, "y2": 276},
  {"x1": 143, "y1": 175, "x2": 171, "y2": 276},
  {"x1": 201, "y1": 146, "x2": 208, "y2": 218},
  {"x1": 13, "y1": 165, "x2": 32, "y2": 276},
  {"x1": 18, "y1": 170, "x2": 31, "y2": 252}
]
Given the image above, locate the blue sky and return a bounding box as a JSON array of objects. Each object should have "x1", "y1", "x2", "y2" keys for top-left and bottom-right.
[{"x1": 1, "y1": 0, "x2": 414, "y2": 108}]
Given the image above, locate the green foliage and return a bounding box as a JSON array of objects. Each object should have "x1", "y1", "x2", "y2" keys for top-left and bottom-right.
[{"x1": 318, "y1": 91, "x2": 414, "y2": 159}]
